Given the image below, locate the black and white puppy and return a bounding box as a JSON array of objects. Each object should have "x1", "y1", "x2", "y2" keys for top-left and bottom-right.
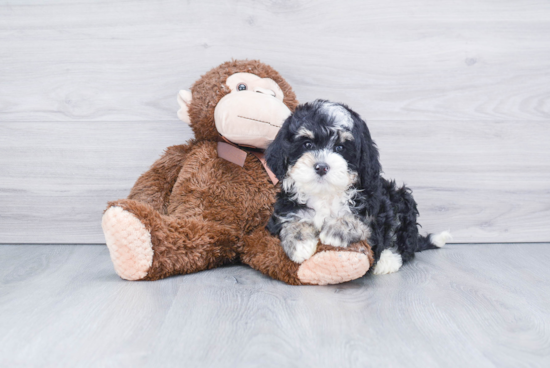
[{"x1": 265, "y1": 100, "x2": 451, "y2": 275}]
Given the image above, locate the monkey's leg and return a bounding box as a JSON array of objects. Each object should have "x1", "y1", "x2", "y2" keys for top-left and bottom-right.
[
  {"x1": 102, "y1": 199, "x2": 239, "y2": 281},
  {"x1": 241, "y1": 228, "x2": 374, "y2": 285}
]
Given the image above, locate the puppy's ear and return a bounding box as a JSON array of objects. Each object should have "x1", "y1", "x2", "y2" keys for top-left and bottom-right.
[
  {"x1": 266, "y1": 214, "x2": 283, "y2": 235},
  {"x1": 265, "y1": 116, "x2": 292, "y2": 180},
  {"x1": 354, "y1": 114, "x2": 382, "y2": 190}
]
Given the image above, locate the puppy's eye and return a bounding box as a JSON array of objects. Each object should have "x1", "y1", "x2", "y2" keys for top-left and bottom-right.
[
  {"x1": 304, "y1": 142, "x2": 314, "y2": 150},
  {"x1": 237, "y1": 83, "x2": 247, "y2": 91},
  {"x1": 335, "y1": 145, "x2": 344, "y2": 152}
]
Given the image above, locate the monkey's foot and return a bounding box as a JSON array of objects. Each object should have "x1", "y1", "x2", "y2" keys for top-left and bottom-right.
[
  {"x1": 297, "y1": 242, "x2": 372, "y2": 285},
  {"x1": 102, "y1": 206, "x2": 154, "y2": 281}
]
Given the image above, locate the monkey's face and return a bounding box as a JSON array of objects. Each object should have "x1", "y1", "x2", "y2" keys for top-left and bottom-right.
[
  {"x1": 177, "y1": 60, "x2": 298, "y2": 145},
  {"x1": 214, "y1": 73, "x2": 292, "y2": 149}
]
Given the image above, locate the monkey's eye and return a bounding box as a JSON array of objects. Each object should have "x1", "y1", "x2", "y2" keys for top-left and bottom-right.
[
  {"x1": 237, "y1": 83, "x2": 247, "y2": 91},
  {"x1": 334, "y1": 145, "x2": 344, "y2": 153},
  {"x1": 304, "y1": 141, "x2": 314, "y2": 150}
]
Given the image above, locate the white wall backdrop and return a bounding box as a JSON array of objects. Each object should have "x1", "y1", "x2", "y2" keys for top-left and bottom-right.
[{"x1": 1, "y1": 0, "x2": 549, "y2": 243}]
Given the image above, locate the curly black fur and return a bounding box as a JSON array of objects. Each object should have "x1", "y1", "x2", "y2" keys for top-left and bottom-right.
[{"x1": 265, "y1": 100, "x2": 442, "y2": 267}]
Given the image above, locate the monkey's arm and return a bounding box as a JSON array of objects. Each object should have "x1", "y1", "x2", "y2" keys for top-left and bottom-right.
[
  {"x1": 128, "y1": 143, "x2": 193, "y2": 214},
  {"x1": 241, "y1": 227, "x2": 373, "y2": 285}
]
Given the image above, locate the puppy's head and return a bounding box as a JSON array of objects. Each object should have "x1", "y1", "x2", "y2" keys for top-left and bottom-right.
[{"x1": 266, "y1": 100, "x2": 381, "y2": 199}]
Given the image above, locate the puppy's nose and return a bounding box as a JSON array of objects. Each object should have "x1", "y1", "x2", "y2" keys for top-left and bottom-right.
[{"x1": 314, "y1": 163, "x2": 329, "y2": 176}]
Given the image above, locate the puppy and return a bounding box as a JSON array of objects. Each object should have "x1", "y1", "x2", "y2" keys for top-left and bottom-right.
[{"x1": 265, "y1": 100, "x2": 451, "y2": 275}]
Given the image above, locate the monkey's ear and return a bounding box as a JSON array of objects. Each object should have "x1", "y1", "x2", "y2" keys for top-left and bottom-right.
[{"x1": 177, "y1": 90, "x2": 192, "y2": 125}]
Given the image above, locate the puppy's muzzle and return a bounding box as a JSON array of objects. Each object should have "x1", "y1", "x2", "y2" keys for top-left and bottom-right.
[{"x1": 314, "y1": 162, "x2": 330, "y2": 176}]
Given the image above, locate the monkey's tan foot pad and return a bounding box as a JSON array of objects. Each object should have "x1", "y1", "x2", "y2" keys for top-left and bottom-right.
[
  {"x1": 102, "y1": 206, "x2": 154, "y2": 281},
  {"x1": 297, "y1": 251, "x2": 370, "y2": 285}
]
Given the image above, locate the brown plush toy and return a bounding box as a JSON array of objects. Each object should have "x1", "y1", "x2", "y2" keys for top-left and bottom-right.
[{"x1": 101, "y1": 60, "x2": 373, "y2": 285}]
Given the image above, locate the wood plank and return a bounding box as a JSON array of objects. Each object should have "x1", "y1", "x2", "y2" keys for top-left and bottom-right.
[
  {"x1": 0, "y1": 0, "x2": 549, "y2": 122},
  {"x1": 370, "y1": 120, "x2": 550, "y2": 242},
  {"x1": 1, "y1": 120, "x2": 548, "y2": 243},
  {"x1": 0, "y1": 121, "x2": 193, "y2": 243},
  {"x1": 1, "y1": 243, "x2": 550, "y2": 367}
]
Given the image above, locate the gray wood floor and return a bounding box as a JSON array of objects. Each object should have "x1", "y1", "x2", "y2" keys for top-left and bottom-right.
[
  {"x1": 1, "y1": 244, "x2": 550, "y2": 368},
  {"x1": 2, "y1": 1, "x2": 550, "y2": 366}
]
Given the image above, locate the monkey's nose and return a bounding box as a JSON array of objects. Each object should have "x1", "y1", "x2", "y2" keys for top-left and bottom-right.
[
  {"x1": 254, "y1": 87, "x2": 276, "y2": 97},
  {"x1": 314, "y1": 163, "x2": 329, "y2": 176}
]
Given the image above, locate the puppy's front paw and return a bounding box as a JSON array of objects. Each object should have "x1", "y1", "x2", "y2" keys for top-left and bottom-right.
[
  {"x1": 319, "y1": 228, "x2": 348, "y2": 248},
  {"x1": 288, "y1": 238, "x2": 318, "y2": 264},
  {"x1": 280, "y1": 221, "x2": 319, "y2": 264},
  {"x1": 320, "y1": 215, "x2": 371, "y2": 248}
]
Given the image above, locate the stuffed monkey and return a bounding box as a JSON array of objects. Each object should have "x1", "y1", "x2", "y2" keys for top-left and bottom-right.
[{"x1": 102, "y1": 60, "x2": 373, "y2": 285}]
